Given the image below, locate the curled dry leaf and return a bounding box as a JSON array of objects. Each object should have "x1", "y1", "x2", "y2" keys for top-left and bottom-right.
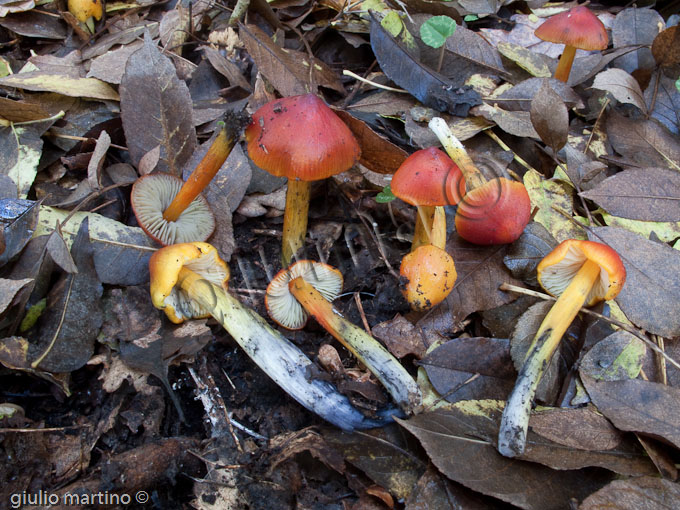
[{"x1": 592, "y1": 69, "x2": 647, "y2": 114}]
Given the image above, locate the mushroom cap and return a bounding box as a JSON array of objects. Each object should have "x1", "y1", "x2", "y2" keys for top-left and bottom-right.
[
  {"x1": 391, "y1": 147, "x2": 466, "y2": 206},
  {"x1": 400, "y1": 244, "x2": 457, "y2": 311},
  {"x1": 68, "y1": 0, "x2": 103, "y2": 22},
  {"x1": 245, "y1": 94, "x2": 361, "y2": 181},
  {"x1": 455, "y1": 178, "x2": 531, "y2": 245},
  {"x1": 149, "y1": 242, "x2": 230, "y2": 324},
  {"x1": 131, "y1": 173, "x2": 215, "y2": 246},
  {"x1": 534, "y1": 5, "x2": 608, "y2": 51},
  {"x1": 537, "y1": 239, "x2": 626, "y2": 306},
  {"x1": 265, "y1": 260, "x2": 343, "y2": 329}
]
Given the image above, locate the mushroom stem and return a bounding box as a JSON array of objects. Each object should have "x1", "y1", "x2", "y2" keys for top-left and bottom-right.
[
  {"x1": 173, "y1": 266, "x2": 392, "y2": 431},
  {"x1": 554, "y1": 45, "x2": 576, "y2": 83},
  {"x1": 498, "y1": 259, "x2": 601, "y2": 457},
  {"x1": 413, "y1": 206, "x2": 446, "y2": 251},
  {"x1": 428, "y1": 118, "x2": 487, "y2": 191},
  {"x1": 163, "y1": 123, "x2": 236, "y2": 223},
  {"x1": 282, "y1": 180, "x2": 311, "y2": 267},
  {"x1": 289, "y1": 276, "x2": 422, "y2": 413}
]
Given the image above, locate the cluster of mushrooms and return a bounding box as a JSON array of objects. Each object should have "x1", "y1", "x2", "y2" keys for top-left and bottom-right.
[{"x1": 131, "y1": 5, "x2": 626, "y2": 455}]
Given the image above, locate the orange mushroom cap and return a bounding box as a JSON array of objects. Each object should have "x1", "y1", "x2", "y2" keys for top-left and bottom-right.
[
  {"x1": 537, "y1": 239, "x2": 626, "y2": 306},
  {"x1": 400, "y1": 244, "x2": 457, "y2": 311},
  {"x1": 455, "y1": 178, "x2": 531, "y2": 245},
  {"x1": 149, "y1": 242, "x2": 229, "y2": 324},
  {"x1": 245, "y1": 94, "x2": 360, "y2": 181},
  {"x1": 534, "y1": 6, "x2": 608, "y2": 51},
  {"x1": 68, "y1": 0, "x2": 103, "y2": 22},
  {"x1": 391, "y1": 147, "x2": 466, "y2": 206}
]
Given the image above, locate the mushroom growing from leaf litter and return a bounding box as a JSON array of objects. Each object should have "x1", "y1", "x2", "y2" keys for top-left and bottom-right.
[
  {"x1": 534, "y1": 5, "x2": 608, "y2": 83},
  {"x1": 149, "y1": 242, "x2": 395, "y2": 431},
  {"x1": 399, "y1": 244, "x2": 457, "y2": 312},
  {"x1": 266, "y1": 260, "x2": 422, "y2": 413},
  {"x1": 498, "y1": 239, "x2": 626, "y2": 457},
  {"x1": 245, "y1": 94, "x2": 360, "y2": 267}
]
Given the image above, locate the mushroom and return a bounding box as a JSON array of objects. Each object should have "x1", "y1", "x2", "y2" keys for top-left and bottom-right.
[
  {"x1": 68, "y1": 0, "x2": 102, "y2": 30},
  {"x1": 245, "y1": 94, "x2": 360, "y2": 267},
  {"x1": 534, "y1": 5, "x2": 608, "y2": 83},
  {"x1": 400, "y1": 244, "x2": 457, "y2": 312},
  {"x1": 131, "y1": 115, "x2": 247, "y2": 245},
  {"x1": 390, "y1": 147, "x2": 465, "y2": 251},
  {"x1": 266, "y1": 260, "x2": 422, "y2": 413},
  {"x1": 428, "y1": 118, "x2": 531, "y2": 245},
  {"x1": 498, "y1": 239, "x2": 626, "y2": 457},
  {"x1": 149, "y1": 242, "x2": 395, "y2": 431}
]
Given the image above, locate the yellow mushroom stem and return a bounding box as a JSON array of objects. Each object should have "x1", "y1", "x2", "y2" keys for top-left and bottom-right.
[
  {"x1": 288, "y1": 276, "x2": 422, "y2": 413},
  {"x1": 554, "y1": 45, "x2": 576, "y2": 83},
  {"x1": 412, "y1": 206, "x2": 446, "y2": 251},
  {"x1": 281, "y1": 179, "x2": 311, "y2": 267},
  {"x1": 163, "y1": 124, "x2": 236, "y2": 223},
  {"x1": 498, "y1": 259, "x2": 602, "y2": 457}
]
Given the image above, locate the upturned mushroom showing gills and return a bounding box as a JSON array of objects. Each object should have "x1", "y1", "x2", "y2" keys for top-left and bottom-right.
[
  {"x1": 534, "y1": 5, "x2": 608, "y2": 83},
  {"x1": 400, "y1": 244, "x2": 457, "y2": 312},
  {"x1": 498, "y1": 239, "x2": 626, "y2": 457},
  {"x1": 428, "y1": 118, "x2": 531, "y2": 245},
  {"x1": 266, "y1": 260, "x2": 422, "y2": 413},
  {"x1": 149, "y1": 242, "x2": 393, "y2": 431},
  {"x1": 391, "y1": 147, "x2": 465, "y2": 251},
  {"x1": 131, "y1": 114, "x2": 248, "y2": 245},
  {"x1": 245, "y1": 94, "x2": 360, "y2": 267}
]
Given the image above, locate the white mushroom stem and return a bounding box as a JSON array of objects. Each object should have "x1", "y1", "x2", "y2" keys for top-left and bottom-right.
[
  {"x1": 175, "y1": 267, "x2": 391, "y2": 430},
  {"x1": 428, "y1": 117, "x2": 486, "y2": 190},
  {"x1": 413, "y1": 206, "x2": 446, "y2": 251},
  {"x1": 498, "y1": 259, "x2": 601, "y2": 457},
  {"x1": 289, "y1": 276, "x2": 423, "y2": 414}
]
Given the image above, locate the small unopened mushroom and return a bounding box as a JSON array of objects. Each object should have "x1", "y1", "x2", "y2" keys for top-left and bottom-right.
[
  {"x1": 266, "y1": 260, "x2": 422, "y2": 413},
  {"x1": 400, "y1": 244, "x2": 457, "y2": 312},
  {"x1": 498, "y1": 239, "x2": 626, "y2": 457},
  {"x1": 149, "y1": 242, "x2": 392, "y2": 431}
]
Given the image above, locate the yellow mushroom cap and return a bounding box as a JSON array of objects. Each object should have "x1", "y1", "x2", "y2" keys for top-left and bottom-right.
[
  {"x1": 400, "y1": 244, "x2": 457, "y2": 311},
  {"x1": 537, "y1": 239, "x2": 626, "y2": 306},
  {"x1": 149, "y1": 242, "x2": 230, "y2": 324},
  {"x1": 68, "y1": 0, "x2": 103, "y2": 22}
]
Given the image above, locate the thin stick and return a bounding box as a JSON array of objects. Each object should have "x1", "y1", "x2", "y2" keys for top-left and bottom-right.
[
  {"x1": 499, "y1": 282, "x2": 680, "y2": 371},
  {"x1": 484, "y1": 130, "x2": 537, "y2": 176},
  {"x1": 354, "y1": 292, "x2": 372, "y2": 335},
  {"x1": 342, "y1": 70, "x2": 408, "y2": 93}
]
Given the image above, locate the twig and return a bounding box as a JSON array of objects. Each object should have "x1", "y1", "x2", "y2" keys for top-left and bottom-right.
[
  {"x1": 342, "y1": 70, "x2": 408, "y2": 93},
  {"x1": 354, "y1": 292, "x2": 372, "y2": 335},
  {"x1": 484, "y1": 130, "x2": 536, "y2": 177}
]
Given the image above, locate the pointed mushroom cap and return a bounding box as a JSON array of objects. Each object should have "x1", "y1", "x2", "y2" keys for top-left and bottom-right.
[
  {"x1": 455, "y1": 178, "x2": 531, "y2": 245},
  {"x1": 391, "y1": 147, "x2": 466, "y2": 206},
  {"x1": 400, "y1": 244, "x2": 457, "y2": 311},
  {"x1": 245, "y1": 94, "x2": 360, "y2": 181},
  {"x1": 265, "y1": 260, "x2": 343, "y2": 329},
  {"x1": 149, "y1": 242, "x2": 230, "y2": 324},
  {"x1": 537, "y1": 239, "x2": 626, "y2": 306},
  {"x1": 534, "y1": 5, "x2": 608, "y2": 51},
  {"x1": 131, "y1": 173, "x2": 215, "y2": 246}
]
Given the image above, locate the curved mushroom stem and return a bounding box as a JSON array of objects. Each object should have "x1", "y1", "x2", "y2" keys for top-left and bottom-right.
[
  {"x1": 174, "y1": 267, "x2": 392, "y2": 431},
  {"x1": 428, "y1": 118, "x2": 487, "y2": 191},
  {"x1": 282, "y1": 179, "x2": 311, "y2": 267},
  {"x1": 554, "y1": 45, "x2": 576, "y2": 83},
  {"x1": 163, "y1": 123, "x2": 236, "y2": 223},
  {"x1": 412, "y1": 206, "x2": 446, "y2": 251},
  {"x1": 289, "y1": 276, "x2": 423, "y2": 414},
  {"x1": 498, "y1": 259, "x2": 601, "y2": 457}
]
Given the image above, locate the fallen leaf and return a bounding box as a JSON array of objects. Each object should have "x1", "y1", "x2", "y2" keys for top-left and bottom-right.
[
  {"x1": 563, "y1": 144, "x2": 608, "y2": 190},
  {"x1": 496, "y1": 42, "x2": 552, "y2": 78},
  {"x1": 651, "y1": 25, "x2": 680, "y2": 69},
  {"x1": 580, "y1": 168, "x2": 680, "y2": 222},
  {"x1": 0, "y1": 72, "x2": 119, "y2": 100},
  {"x1": 120, "y1": 31, "x2": 196, "y2": 176},
  {"x1": 601, "y1": 212, "x2": 680, "y2": 243},
  {"x1": 404, "y1": 466, "x2": 498, "y2": 510},
  {"x1": 611, "y1": 7, "x2": 664, "y2": 74},
  {"x1": 592, "y1": 69, "x2": 647, "y2": 114},
  {"x1": 444, "y1": 24, "x2": 505, "y2": 75},
  {"x1": 0, "y1": 198, "x2": 39, "y2": 268},
  {"x1": 87, "y1": 41, "x2": 143, "y2": 85},
  {"x1": 645, "y1": 72, "x2": 680, "y2": 135},
  {"x1": 529, "y1": 406, "x2": 623, "y2": 451},
  {"x1": 1, "y1": 121, "x2": 48, "y2": 199},
  {"x1": 588, "y1": 226, "x2": 680, "y2": 338},
  {"x1": 492, "y1": 77, "x2": 583, "y2": 112},
  {"x1": 0, "y1": 277, "x2": 33, "y2": 315},
  {"x1": 372, "y1": 314, "x2": 427, "y2": 359},
  {"x1": 503, "y1": 222, "x2": 557, "y2": 287},
  {"x1": 579, "y1": 476, "x2": 680, "y2": 510},
  {"x1": 580, "y1": 331, "x2": 646, "y2": 382},
  {"x1": 530, "y1": 79, "x2": 568, "y2": 152},
  {"x1": 0, "y1": 97, "x2": 50, "y2": 123},
  {"x1": 202, "y1": 46, "x2": 252, "y2": 91},
  {"x1": 0, "y1": 10, "x2": 65, "y2": 39},
  {"x1": 472, "y1": 103, "x2": 540, "y2": 138}
]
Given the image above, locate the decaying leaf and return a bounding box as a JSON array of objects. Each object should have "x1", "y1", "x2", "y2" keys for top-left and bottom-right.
[
  {"x1": 592, "y1": 69, "x2": 647, "y2": 114},
  {"x1": 611, "y1": 7, "x2": 664, "y2": 74},
  {"x1": 492, "y1": 77, "x2": 583, "y2": 112},
  {"x1": 503, "y1": 222, "x2": 557, "y2": 287},
  {"x1": 0, "y1": 72, "x2": 119, "y2": 100},
  {"x1": 645, "y1": 72, "x2": 680, "y2": 135},
  {"x1": 372, "y1": 314, "x2": 427, "y2": 359},
  {"x1": 0, "y1": 277, "x2": 33, "y2": 316},
  {"x1": 580, "y1": 331, "x2": 646, "y2": 382},
  {"x1": 530, "y1": 79, "x2": 568, "y2": 152},
  {"x1": 579, "y1": 476, "x2": 680, "y2": 510},
  {"x1": 0, "y1": 198, "x2": 39, "y2": 268}
]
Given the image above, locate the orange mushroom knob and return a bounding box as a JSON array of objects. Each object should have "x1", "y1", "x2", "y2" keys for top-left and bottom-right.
[
  {"x1": 245, "y1": 94, "x2": 360, "y2": 266},
  {"x1": 534, "y1": 5, "x2": 608, "y2": 83},
  {"x1": 400, "y1": 244, "x2": 457, "y2": 312},
  {"x1": 498, "y1": 239, "x2": 625, "y2": 457}
]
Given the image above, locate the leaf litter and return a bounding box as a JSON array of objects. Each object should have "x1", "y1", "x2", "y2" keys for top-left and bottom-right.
[{"x1": 0, "y1": 0, "x2": 679, "y2": 508}]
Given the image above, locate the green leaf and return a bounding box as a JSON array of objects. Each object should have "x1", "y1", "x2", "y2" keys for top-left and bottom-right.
[
  {"x1": 420, "y1": 16, "x2": 456, "y2": 49},
  {"x1": 676, "y1": 76, "x2": 680, "y2": 93},
  {"x1": 375, "y1": 185, "x2": 396, "y2": 203},
  {"x1": 464, "y1": 14, "x2": 479, "y2": 22}
]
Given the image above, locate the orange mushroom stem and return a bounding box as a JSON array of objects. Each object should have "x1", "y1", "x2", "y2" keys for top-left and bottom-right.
[{"x1": 498, "y1": 240, "x2": 626, "y2": 457}]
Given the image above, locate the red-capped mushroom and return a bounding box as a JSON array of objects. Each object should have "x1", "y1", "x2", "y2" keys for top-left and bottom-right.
[
  {"x1": 391, "y1": 147, "x2": 465, "y2": 251},
  {"x1": 245, "y1": 94, "x2": 360, "y2": 267},
  {"x1": 498, "y1": 239, "x2": 626, "y2": 457},
  {"x1": 429, "y1": 118, "x2": 531, "y2": 245},
  {"x1": 534, "y1": 5, "x2": 608, "y2": 83}
]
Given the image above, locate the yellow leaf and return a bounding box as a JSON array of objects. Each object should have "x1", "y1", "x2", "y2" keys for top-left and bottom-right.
[
  {"x1": 602, "y1": 213, "x2": 680, "y2": 243},
  {"x1": 0, "y1": 72, "x2": 119, "y2": 101}
]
